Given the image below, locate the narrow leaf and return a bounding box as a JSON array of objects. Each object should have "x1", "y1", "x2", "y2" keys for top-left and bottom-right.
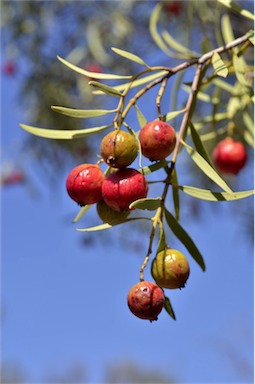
[
  {"x1": 51, "y1": 106, "x2": 117, "y2": 118},
  {"x1": 189, "y1": 121, "x2": 215, "y2": 167},
  {"x1": 217, "y1": 0, "x2": 255, "y2": 21},
  {"x1": 164, "y1": 109, "x2": 186, "y2": 122},
  {"x1": 76, "y1": 217, "x2": 151, "y2": 232},
  {"x1": 182, "y1": 141, "x2": 233, "y2": 193},
  {"x1": 129, "y1": 197, "x2": 162, "y2": 211},
  {"x1": 162, "y1": 29, "x2": 199, "y2": 57},
  {"x1": 171, "y1": 169, "x2": 180, "y2": 221},
  {"x1": 165, "y1": 208, "x2": 206, "y2": 271},
  {"x1": 177, "y1": 185, "x2": 254, "y2": 201},
  {"x1": 233, "y1": 54, "x2": 254, "y2": 97},
  {"x1": 211, "y1": 52, "x2": 228, "y2": 78},
  {"x1": 139, "y1": 160, "x2": 169, "y2": 176},
  {"x1": 157, "y1": 223, "x2": 167, "y2": 254},
  {"x1": 57, "y1": 55, "x2": 132, "y2": 79},
  {"x1": 88, "y1": 81, "x2": 122, "y2": 97},
  {"x1": 246, "y1": 29, "x2": 254, "y2": 45},
  {"x1": 19, "y1": 123, "x2": 112, "y2": 140},
  {"x1": 112, "y1": 47, "x2": 151, "y2": 69},
  {"x1": 164, "y1": 296, "x2": 176, "y2": 320},
  {"x1": 72, "y1": 205, "x2": 92, "y2": 223},
  {"x1": 135, "y1": 104, "x2": 147, "y2": 129}
]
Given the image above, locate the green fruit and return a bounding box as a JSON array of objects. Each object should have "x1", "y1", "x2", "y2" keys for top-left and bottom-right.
[
  {"x1": 100, "y1": 130, "x2": 138, "y2": 168},
  {"x1": 97, "y1": 199, "x2": 130, "y2": 224},
  {"x1": 151, "y1": 249, "x2": 190, "y2": 289}
]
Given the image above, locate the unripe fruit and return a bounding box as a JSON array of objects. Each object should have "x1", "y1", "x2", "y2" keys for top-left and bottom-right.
[
  {"x1": 66, "y1": 163, "x2": 104, "y2": 206},
  {"x1": 212, "y1": 137, "x2": 247, "y2": 175},
  {"x1": 97, "y1": 199, "x2": 130, "y2": 224},
  {"x1": 151, "y1": 249, "x2": 190, "y2": 289},
  {"x1": 100, "y1": 130, "x2": 138, "y2": 168},
  {"x1": 139, "y1": 121, "x2": 176, "y2": 161},
  {"x1": 102, "y1": 168, "x2": 148, "y2": 212},
  {"x1": 127, "y1": 281, "x2": 165, "y2": 321}
]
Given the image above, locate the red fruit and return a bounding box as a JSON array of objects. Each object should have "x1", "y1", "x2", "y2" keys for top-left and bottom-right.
[
  {"x1": 139, "y1": 121, "x2": 176, "y2": 161},
  {"x1": 151, "y1": 249, "x2": 190, "y2": 289},
  {"x1": 2, "y1": 61, "x2": 16, "y2": 75},
  {"x1": 102, "y1": 168, "x2": 148, "y2": 212},
  {"x1": 127, "y1": 281, "x2": 165, "y2": 321},
  {"x1": 100, "y1": 130, "x2": 138, "y2": 168},
  {"x1": 1, "y1": 170, "x2": 25, "y2": 186},
  {"x1": 66, "y1": 164, "x2": 104, "y2": 206},
  {"x1": 163, "y1": 1, "x2": 183, "y2": 15},
  {"x1": 212, "y1": 137, "x2": 247, "y2": 175}
]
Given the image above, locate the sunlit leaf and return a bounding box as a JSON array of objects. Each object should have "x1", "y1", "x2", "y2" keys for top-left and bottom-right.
[
  {"x1": 211, "y1": 78, "x2": 238, "y2": 94},
  {"x1": 189, "y1": 121, "x2": 215, "y2": 167},
  {"x1": 135, "y1": 104, "x2": 147, "y2": 129},
  {"x1": 164, "y1": 296, "x2": 176, "y2": 320},
  {"x1": 211, "y1": 52, "x2": 228, "y2": 78},
  {"x1": 51, "y1": 106, "x2": 117, "y2": 118},
  {"x1": 86, "y1": 22, "x2": 112, "y2": 65},
  {"x1": 19, "y1": 123, "x2": 112, "y2": 140},
  {"x1": 129, "y1": 197, "x2": 162, "y2": 211},
  {"x1": 88, "y1": 80, "x2": 122, "y2": 97},
  {"x1": 217, "y1": 0, "x2": 255, "y2": 21},
  {"x1": 112, "y1": 47, "x2": 151, "y2": 69},
  {"x1": 164, "y1": 208, "x2": 206, "y2": 271},
  {"x1": 246, "y1": 29, "x2": 254, "y2": 45},
  {"x1": 76, "y1": 217, "x2": 151, "y2": 231},
  {"x1": 164, "y1": 109, "x2": 186, "y2": 122},
  {"x1": 193, "y1": 112, "x2": 228, "y2": 130},
  {"x1": 162, "y1": 29, "x2": 199, "y2": 57},
  {"x1": 176, "y1": 185, "x2": 254, "y2": 201},
  {"x1": 157, "y1": 223, "x2": 167, "y2": 254},
  {"x1": 233, "y1": 54, "x2": 254, "y2": 97},
  {"x1": 171, "y1": 169, "x2": 180, "y2": 221},
  {"x1": 182, "y1": 141, "x2": 233, "y2": 193},
  {"x1": 73, "y1": 205, "x2": 92, "y2": 223},
  {"x1": 221, "y1": 14, "x2": 236, "y2": 48},
  {"x1": 139, "y1": 160, "x2": 169, "y2": 176},
  {"x1": 57, "y1": 55, "x2": 132, "y2": 79}
]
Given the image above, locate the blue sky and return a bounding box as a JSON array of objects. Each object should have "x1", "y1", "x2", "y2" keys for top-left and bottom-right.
[{"x1": 1, "y1": 10, "x2": 254, "y2": 384}]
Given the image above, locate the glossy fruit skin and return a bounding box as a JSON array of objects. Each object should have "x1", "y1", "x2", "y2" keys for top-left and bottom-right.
[
  {"x1": 97, "y1": 199, "x2": 130, "y2": 224},
  {"x1": 66, "y1": 164, "x2": 104, "y2": 206},
  {"x1": 139, "y1": 121, "x2": 176, "y2": 161},
  {"x1": 102, "y1": 168, "x2": 148, "y2": 212},
  {"x1": 212, "y1": 137, "x2": 247, "y2": 175},
  {"x1": 100, "y1": 130, "x2": 138, "y2": 168},
  {"x1": 127, "y1": 281, "x2": 165, "y2": 321},
  {"x1": 151, "y1": 249, "x2": 190, "y2": 289}
]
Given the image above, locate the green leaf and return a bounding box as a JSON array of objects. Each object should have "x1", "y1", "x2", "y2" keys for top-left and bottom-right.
[
  {"x1": 19, "y1": 123, "x2": 112, "y2": 140},
  {"x1": 211, "y1": 78, "x2": 237, "y2": 94},
  {"x1": 164, "y1": 296, "x2": 176, "y2": 320},
  {"x1": 72, "y1": 205, "x2": 92, "y2": 223},
  {"x1": 51, "y1": 106, "x2": 117, "y2": 118},
  {"x1": 171, "y1": 169, "x2": 180, "y2": 221},
  {"x1": 112, "y1": 47, "x2": 151, "y2": 69},
  {"x1": 182, "y1": 141, "x2": 233, "y2": 193},
  {"x1": 221, "y1": 14, "x2": 236, "y2": 48},
  {"x1": 57, "y1": 55, "x2": 132, "y2": 79},
  {"x1": 189, "y1": 121, "x2": 215, "y2": 167},
  {"x1": 129, "y1": 197, "x2": 162, "y2": 211},
  {"x1": 246, "y1": 29, "x2": 254, "y2": 45},
  {"x1": 233, "y1": 54, "x2": 254, "y2": 97},
  {"x1": 164, "y1": 208, "x2": 206, "y2": 271},
  {"x1": 76, "y1": 217, "x2": 151, "y2": 232},
  {"x1": 211, "y1": 52, "x2": 228, "y2": 78},
  {"x1": 162, "y1": 29, "x2": 199, "y2": 57},
  {"x1": 135, "y1": 104, "x2": 147, "y2": 129},
  {"x1": 217, "y1": 0, "x2": 255, "y2": 21},
  {"x1": 88, "y1": 81, "x2": 122, "y2": 97},
  {"x1": 177, "y1": 185, "x2": 254, "y2": 201},
  {"x1": 164, "y1": 109, "x2": 186, "y2": 122},
  {"x1": 193, "y1": 112, "x2": 228, "y2": 130},
  {"x1": 139, "y1": 160, "x2": 169, "y2": 176},
  {"x1": 157, "y1": 223, "x2": 167, "y2": 254}
]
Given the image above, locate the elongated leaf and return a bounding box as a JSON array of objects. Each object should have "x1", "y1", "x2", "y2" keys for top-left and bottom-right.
[
  {"x1": 57, "y1": 56, "x2": 132, "y2": 79},
  {"x1": 244, "y1": 129, "x2": 254, "y2": 148},
  {"x1": 211, "y1": 78, "x2": 238, "y2": 94},
  {"x1": 246, "y1": 29, "x2": 254, "y2": 45},
  {"x1": 135, "y1": 104, "x2": 147, "y2": 129},
  {"x1": 233, "y1": 54, "x2": 254, "y2": 97},
  {"x1": 164, "y1": 109, "x2": 186, "y2": 122},
  {"x1": 19, "y1": 123, "x2": 112, "y2": 140},
  {"x1": 177, "y1": 185, "x2": 254, "y2": 201},
  {"x1": 194, "y1": 112, "x2": 228, "y2": 130},
  {"x1": 164, "y1": 296, "x2": 176, "y2": 320},
  {"x1": 157, "y1": 223, "x2": 167, "y2": 254},
  {"x1": 112, "y1": 47, "x2": 151, "y2": 69},
  {"x1": 51, "y1": 106, "x2": 117, "y2": 118},
  {"x1": 171, "y1": 169, "x2": 180, "y2": 221},
  {"x1": 76, "y1": 217, "x2": 151, "y2": 232},
  {"x1": 189, "y1": 121, "x2": 215, "y2": 167},
  {"x1": 164, "y1": 208, "x2": 206, "y2": 271},
  {"x1": 88, "y1": 81, "x2": 122, "y2": 97},
  {"x1": 73, "y1": 205, "x2": 92, "y2": 223},
  {"x1": 162, "y1": 29, "x2": 199, "y2": 57},
  {"x1": 217, "y1": 0, "x2": 255, "y2": 21},
  {"x1": 242, "y1": 111, "x2": 254, "y2": 135},
  {"x1": 221, "y1": 14, "x2": 236, "y2": 48},
  {"x1": 139, "y1": 160, "x2": 169, "y2": 176},
  {"x1": 211, "y1": 52, "x2": 228, "y2": 78},
  {"x1": 129, "y1": 197, "x2": 162, "y2": 211},
  {"x1": 182, "y1": 141, "x2": 233, "y2": 193}
]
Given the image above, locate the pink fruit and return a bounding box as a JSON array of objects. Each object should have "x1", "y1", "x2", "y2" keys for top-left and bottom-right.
[
  {"x1": 139, "y1": 121, "x2": 176, "y2": 161},
  {"x1": 102, "y1": 168, "x2": 148, "y2": 212},
  {"x1": 212, "y1": 137, "x2": 247, "y2": 175},
  {"x1": 66, "y1": 163, "x2": 104, "y2": 206},
  {"x1": 127, "y1": 281, "x2": 165, "y2": 321}
]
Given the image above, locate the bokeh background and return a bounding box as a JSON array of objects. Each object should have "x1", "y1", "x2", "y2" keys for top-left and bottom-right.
[{"x1": 1, "y1": 1, "x2": 254, "y2": 383}]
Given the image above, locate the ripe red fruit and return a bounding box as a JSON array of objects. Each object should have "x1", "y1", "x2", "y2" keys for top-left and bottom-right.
[
  {"x1": 66, "y1": 163, "x2": 104, "y2": 206},
  {"x1": 127, "y1": 281, "x2": 165, "y2": 321},
  {"x1": 163, "y1": 1, "x2": 183, "y2": 15},
  {"x1": 151, "y1": 249, "x2": 190, "y2": 289},
  {"x1": 139, "y1": 121, "x2": 176, "y2": 161},
  {"x1": 102, "y1": 168, "x2": 148, "y2": 212},
  {"x1": 212, "y1": 137, "x2": 247, "y2": 175},
  {"x1": 2, "y1": 61, "x2": 16, "y2": 75},
  {"x1": 100, "y1": 130, "x2": 138, "y2": 168}
]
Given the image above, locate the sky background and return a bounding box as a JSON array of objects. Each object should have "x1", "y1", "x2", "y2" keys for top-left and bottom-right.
[{"x1": 1, "y1": 2, "x2": 254, "y2": 384}]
